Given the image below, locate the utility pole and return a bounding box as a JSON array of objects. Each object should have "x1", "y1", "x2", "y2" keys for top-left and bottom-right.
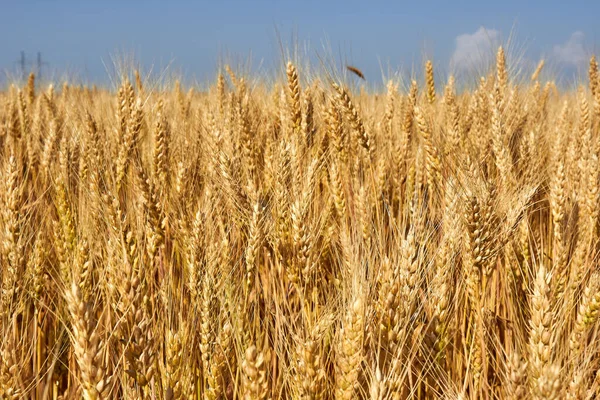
[
  {"x1": 37, "y1": 52, "x2": 49, "y2": 82},
  {"x1": 18, "y1": 51, "x2": 28, "y2": 81},
  {"x1": 15, "y1": 52, "x2": 49, "y2": 82}
]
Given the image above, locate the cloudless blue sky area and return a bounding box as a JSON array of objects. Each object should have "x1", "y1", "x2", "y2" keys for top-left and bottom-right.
[{"x1": 1, "y1": 0, "x2": 599, "y2": 87}]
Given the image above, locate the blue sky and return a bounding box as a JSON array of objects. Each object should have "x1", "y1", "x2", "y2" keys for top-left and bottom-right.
[{"x1": 1, "y1": 1, "x2": 598, "y2": 87}]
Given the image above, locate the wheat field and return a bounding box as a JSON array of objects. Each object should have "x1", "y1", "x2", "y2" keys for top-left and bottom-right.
[{"x1": 1, "y1": 49, "x2": 600, "y2": 399}]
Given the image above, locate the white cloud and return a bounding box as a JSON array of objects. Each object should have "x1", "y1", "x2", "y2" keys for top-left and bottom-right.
[
  {"x1": 553, "y1": 31, "x2": 587, "y2": 66},
  {"x1": 450, "y1": 27, "x2": 501, "y2": 73}
]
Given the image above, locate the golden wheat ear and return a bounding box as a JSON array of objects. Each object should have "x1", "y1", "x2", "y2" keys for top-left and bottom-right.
[{"x1": 346, "y1": 65, "x2": 365, "y2": 80}]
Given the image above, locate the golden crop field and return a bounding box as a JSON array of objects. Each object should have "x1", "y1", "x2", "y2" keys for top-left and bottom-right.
[{"x1": 1, "y1": 49, "x2": 600, "y2": 399}]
